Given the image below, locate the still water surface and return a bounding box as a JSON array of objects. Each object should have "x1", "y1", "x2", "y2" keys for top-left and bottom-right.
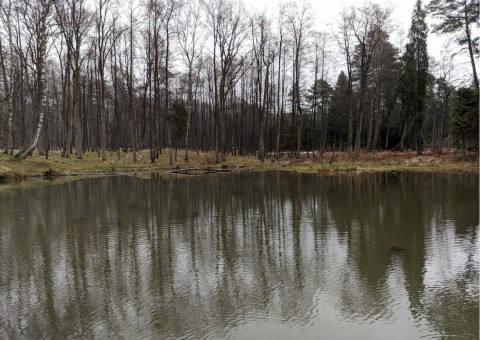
[{"x1": 0, "y1": 172, "x2": 478, "y2": 339}]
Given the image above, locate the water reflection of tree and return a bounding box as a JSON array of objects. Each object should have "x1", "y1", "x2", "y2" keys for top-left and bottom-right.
[{"x1": 0, "y1": 172, "x2": 477, "y2": 338}]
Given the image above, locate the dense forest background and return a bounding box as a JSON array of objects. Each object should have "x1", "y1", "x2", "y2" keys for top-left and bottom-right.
[{"x1": 0, "y1": 0, "x2": 478, "y2": 163}]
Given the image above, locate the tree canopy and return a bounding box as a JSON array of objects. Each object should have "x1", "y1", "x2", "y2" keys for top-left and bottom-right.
[{"x1": 0, "y1": 0, "x2": 476, "y2": 162}]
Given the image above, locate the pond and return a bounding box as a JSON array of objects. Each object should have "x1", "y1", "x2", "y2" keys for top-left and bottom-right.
[{"x1": 0, "y1": 172, "x2": 478, "y2": 339}]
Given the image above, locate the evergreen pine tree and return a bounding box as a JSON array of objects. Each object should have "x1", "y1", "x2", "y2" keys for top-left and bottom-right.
[
  {"x1": 451, "y1": 87, "x2": 479, "y2": 156},
  {"x1": 399, "y1": 0, "x2": 429, "y2": 155},
  {"x1": 428, "y1": 0, "x2": 479, "y2": 91},
  {"x1": 330, "y1": 72, "x2": 350, "y2": 147}
]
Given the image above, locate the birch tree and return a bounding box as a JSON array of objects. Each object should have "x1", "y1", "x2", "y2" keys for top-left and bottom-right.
[
  {"x1": 0, "y1": 0, "x2": 15, "y2": 155},
  {"x1": 16, "y1": 0, "x2": 55, "y2": 160}
]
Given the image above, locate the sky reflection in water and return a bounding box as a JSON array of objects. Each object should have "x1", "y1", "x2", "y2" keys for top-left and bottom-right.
[{"x1": 0, "y1": 172, "x2": 478, "y2": 339}]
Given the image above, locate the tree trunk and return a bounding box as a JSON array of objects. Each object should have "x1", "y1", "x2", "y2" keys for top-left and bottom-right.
[
  {"x1": 43, "y1": 97, "x2": 50, "y2": 159},
  {"x1": 464, "y1": 2, "x2": 479, "y2": 90},
  {"x1": 165, "y1": 26, "x2": 173, "y2": 165},
  {"x1": 415, "y1": 112, "x2": 423, "y2": 155},
  {"x1": 354, "y1": 70, "x2": 367, "y2": 159},
  {"x1": 17, "y1": 1, "x2": 51, "y2": 160},
  {"x1": 366, "y1": 95, "x2": 374, "y2": 151},
  {"x1": 347, "y1": 82, "x2": 353, "y2": 157},
  {"x1": 0, "y1": 37, "x2": 13, "y2": 155},
  {"x1": 99, "y1": 65, "x2": 107, "y2": 161},
  {"x1": 73, "y1": 67, "x2": 82, "y2": 159},
  {"x1": 372, "y1": 107, "x2": 381, "y2": 152},
  {"x1": 129, "y1": 12, "x2": 137, "y2": 162},
  {"x1": 184, "y1": 69, "x2": 193, "y2": 162},
  {"x1": 275, "y1": 45, "x2": 286, "y2": 157}
]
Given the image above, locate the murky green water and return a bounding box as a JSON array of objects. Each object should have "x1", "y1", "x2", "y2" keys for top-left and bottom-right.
[{"x1": 0, "y1": 172, "x2": 478, "y2": 339}]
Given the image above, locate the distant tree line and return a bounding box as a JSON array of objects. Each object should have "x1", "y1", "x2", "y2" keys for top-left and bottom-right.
[{"x1": 0, "y1": 0, "x2": 477, "y2": 163}]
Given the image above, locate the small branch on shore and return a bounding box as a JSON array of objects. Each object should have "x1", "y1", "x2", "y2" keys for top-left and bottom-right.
[
  {"x1": 43, "y1": 167, "x2": 59, "y2": 177},
  {"x1": 169, "y1": 167, "x2": 232, "y2": 175}
]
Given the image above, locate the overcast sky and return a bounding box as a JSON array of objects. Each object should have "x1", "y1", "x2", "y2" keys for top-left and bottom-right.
[
  {"x1": 241, "y1": 0, "x2": 471, "y2": 81},
  {"x1": 243, "y1": 0, "x2": 417, "y2": 30},
  {"x1": 241, "y1": 0, "x2": 448, "y2": 48}
]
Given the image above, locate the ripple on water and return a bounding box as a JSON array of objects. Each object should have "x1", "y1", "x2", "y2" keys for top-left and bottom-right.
[{"x1": 0, "y1": 173, "x2": 478, "y2": 339}]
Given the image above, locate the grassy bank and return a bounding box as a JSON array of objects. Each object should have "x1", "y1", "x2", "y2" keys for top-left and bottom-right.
[{"x1": 0, "y1": 149, "x2": 478, "y2": 181}]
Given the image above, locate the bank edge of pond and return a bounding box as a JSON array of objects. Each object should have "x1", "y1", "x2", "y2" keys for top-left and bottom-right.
[
  {"x1": 0, "y1": 150, "x2": 478, "y2": 189},
  {"x1": 1, "y1": 166, "x2": 477, "y2": 194}
]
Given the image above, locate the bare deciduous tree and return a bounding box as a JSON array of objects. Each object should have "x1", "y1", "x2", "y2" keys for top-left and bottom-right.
[
  {"x1": 177, "y1": 0, "x2": 204, "y2": 162},
  {"x1": 55, "y1": 0, "x2": 92, "y2": 159},
  {"x1": 16, "y1": 0, "x2": 55, "y2": 160},
  {"x1": 203, "y1": 0, "x2": 250, "y2": 162}
]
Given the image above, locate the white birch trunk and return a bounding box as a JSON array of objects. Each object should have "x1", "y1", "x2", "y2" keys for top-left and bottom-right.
[{"x1": 17, "y1": 0, "x2": 51, "y2": 160}]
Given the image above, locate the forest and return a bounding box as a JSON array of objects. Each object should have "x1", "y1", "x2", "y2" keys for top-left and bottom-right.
[{"x1": 0, "y1": 0, "x2": 478, "y2": 164}]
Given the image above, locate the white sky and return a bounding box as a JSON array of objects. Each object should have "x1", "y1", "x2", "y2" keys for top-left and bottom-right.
[
  {"x1": 241, "y1": 0, "x2": 441, "y2": 46},
  {"x1": 241, "y1": 0, "x2": 473, "y2": 83}
]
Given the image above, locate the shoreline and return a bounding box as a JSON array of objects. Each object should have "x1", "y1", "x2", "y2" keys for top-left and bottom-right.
[{"x1": 1, "y1": 150, "x2": 478, "y2": 183}]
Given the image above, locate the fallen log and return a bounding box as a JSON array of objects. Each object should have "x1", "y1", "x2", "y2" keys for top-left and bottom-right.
[{"x1": 169, "y1": 167, "x2": 232, "y2": 175}]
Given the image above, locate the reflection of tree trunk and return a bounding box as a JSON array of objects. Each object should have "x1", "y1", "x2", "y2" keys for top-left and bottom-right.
[
  {"x1": 39, "y1": 226, "x2": 61, "y2": 335},
  {"x1": 292, "y1": 175, "x2": 303, "y2": 287},
  {"x1": 404, "y1": 200, "x2": 426, "y2": 323}
]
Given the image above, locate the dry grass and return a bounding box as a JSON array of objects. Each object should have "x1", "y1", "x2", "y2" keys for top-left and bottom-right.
[
  {"x1": 0, "y1": 148, "x2": 477, "y2": 182},
  {"x1": 0, "y1": 149, "x2": 264, "y2": 180}
]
